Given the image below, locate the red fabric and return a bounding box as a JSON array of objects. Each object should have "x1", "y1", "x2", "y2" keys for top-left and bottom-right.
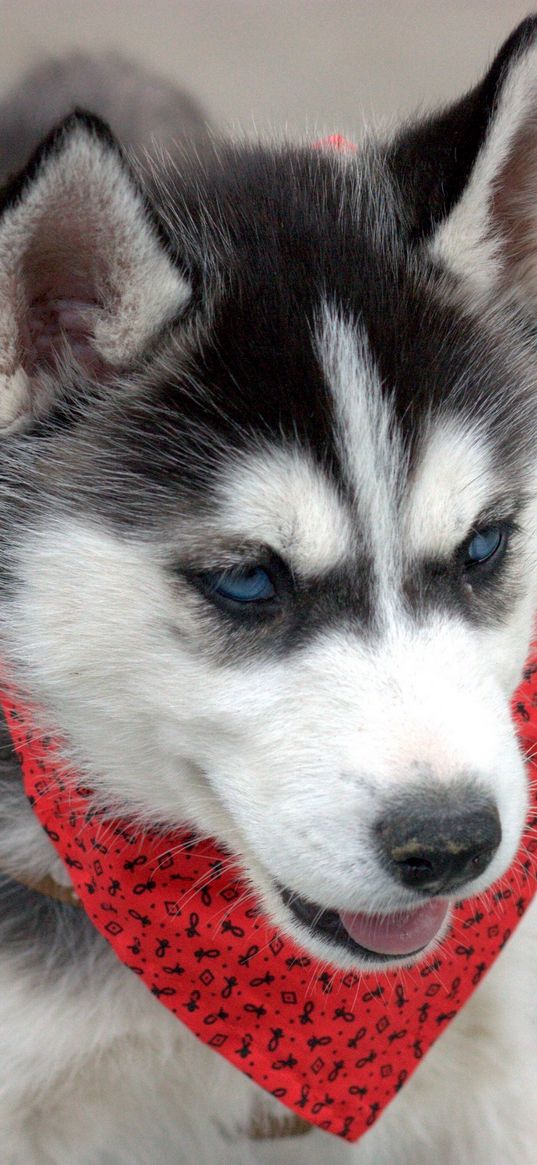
[{"x1": 2, "y1": 659, "x2": 537, "y2": 1143}]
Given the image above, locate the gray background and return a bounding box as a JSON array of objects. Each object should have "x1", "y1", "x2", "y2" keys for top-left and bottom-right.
[{"x1": 0, "y1": 2, "x2": 533, "y2": 139}]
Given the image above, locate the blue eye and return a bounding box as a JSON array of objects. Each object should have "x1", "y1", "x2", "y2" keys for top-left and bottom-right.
[
  {"x1": 209, "y1": 565, "x2": 276, "y2": 604},
  {"x1": 465, "y1": 526, "x2": 504, "y2": 566}
]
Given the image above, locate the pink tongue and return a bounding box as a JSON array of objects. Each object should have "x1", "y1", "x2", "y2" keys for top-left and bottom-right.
[{"x1": 338, "y1": 899, "x2": 449, "y2": 956}]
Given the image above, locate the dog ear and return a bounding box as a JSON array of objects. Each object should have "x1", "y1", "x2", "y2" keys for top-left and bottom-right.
[
  {"x1": 431, "y1": 17, "x2": 537, "y2": 305},
  {"x1": 0, "y1": 111, "x2": 189, "y2": 433},
  {"x1": 389, "y1": 17, "x2": 537, "y2": 308}
]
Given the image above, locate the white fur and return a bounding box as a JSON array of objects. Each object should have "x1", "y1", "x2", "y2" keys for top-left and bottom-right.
[
  {"x1": 404, "y1": 420, "x2": 494, "y2": 559},
  {"x1": 218, "y1": 443, "x2": 355, "y2": 575},
  {"x1": 316, "y1": 304, "x2": 404, "y2": 582}
]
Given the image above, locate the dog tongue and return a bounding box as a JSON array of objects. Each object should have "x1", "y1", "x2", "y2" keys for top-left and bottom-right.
[{"x1": 338, "y1": 900, "x2": 449, "y2": 956}]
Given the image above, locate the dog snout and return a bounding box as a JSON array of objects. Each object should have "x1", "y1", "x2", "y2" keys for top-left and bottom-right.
[{"x1": 375, "y1": 784, "x2": 502, "y2": 895}]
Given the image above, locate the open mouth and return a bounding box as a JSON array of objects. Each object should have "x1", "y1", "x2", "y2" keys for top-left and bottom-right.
[{"x1": 279, "y1": 886, "x2": 450, "y2": 962}]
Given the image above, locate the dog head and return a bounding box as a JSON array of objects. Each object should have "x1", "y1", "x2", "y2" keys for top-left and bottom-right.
[{"x1": 2, "y1": 20, "x2": 537, "y2": 969}]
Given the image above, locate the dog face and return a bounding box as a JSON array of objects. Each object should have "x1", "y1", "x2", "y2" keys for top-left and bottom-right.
[{"x1": 1, "y1": 20, "x2": 537, "y2": 970}]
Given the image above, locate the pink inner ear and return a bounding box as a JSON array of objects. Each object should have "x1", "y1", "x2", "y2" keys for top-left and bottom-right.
[
  {"x1": 488, "y1": 118, "x2": 537, "y2": 302},
  {"x1": 27, "y1": 295, "x2": 103, "y2": 376},
  {"x1": 21, "y1": 212, "x2": 109, "y2": 378}
]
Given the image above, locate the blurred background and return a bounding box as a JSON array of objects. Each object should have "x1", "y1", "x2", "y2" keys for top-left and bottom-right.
[{"x1": 0, "y1": 1, "x2": 532, "y2": 139}]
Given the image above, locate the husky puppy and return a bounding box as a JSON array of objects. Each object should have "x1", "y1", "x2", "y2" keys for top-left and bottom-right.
[{"x1": 2, "y1": 16, "x2": 537, "y2": 1165}]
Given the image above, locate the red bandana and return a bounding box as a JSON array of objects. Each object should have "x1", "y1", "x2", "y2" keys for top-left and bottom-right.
[{"x1": 2, "y1": 657, "x2": 537, "y2": 1143}]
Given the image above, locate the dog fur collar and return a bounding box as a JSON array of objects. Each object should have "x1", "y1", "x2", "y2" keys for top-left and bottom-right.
[{"x1": 1, "y1": 658, "x2": 536, "y2": 1144}]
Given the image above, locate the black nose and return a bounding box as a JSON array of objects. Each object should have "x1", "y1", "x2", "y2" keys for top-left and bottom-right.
[{"x1": 375, "y1": 785, "x2": 502, "y2": 894}]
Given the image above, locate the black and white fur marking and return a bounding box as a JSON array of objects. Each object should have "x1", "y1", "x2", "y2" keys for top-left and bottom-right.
[{"x1": 3, "y1": 19, "x2": 537, "y2": 1165}]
